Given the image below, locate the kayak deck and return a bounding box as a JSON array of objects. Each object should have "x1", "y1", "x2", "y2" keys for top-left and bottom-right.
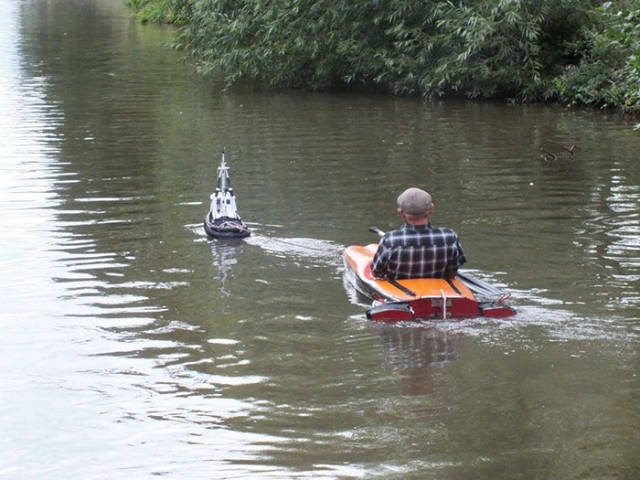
[{"x1": 343, "y1": 244, "x2": 515, "y2": 321}]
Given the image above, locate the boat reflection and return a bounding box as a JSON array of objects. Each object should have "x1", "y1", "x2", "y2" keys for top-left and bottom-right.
[
  {"x1": 208, "y1": 238, "x2": 244, "y2": 295},
  {"x1": 376, "y1": 325, "x2": 460, "y2": 396}
]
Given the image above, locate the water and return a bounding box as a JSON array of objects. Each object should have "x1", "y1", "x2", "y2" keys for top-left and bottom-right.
[{"x1": 1, "y1": 1, "x2": 638, "y2": 478}]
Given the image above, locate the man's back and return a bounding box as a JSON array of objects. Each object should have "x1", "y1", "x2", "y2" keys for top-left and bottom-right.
[{"x1": 371, "y1": 224, "x2": 466, "y2": 279}]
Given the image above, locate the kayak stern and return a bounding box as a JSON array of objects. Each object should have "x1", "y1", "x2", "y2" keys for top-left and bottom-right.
[{"x1": 343, "y1": 244, "x2": 515, "y2": 322}]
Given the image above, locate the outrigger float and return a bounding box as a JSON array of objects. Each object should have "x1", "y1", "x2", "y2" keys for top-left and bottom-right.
[
  {"x1": 204, "y1": 150, "x2": 251, "y2": 239},
  {"x1": 343, "y1": 227, "x2": 516, "y2": 322}
]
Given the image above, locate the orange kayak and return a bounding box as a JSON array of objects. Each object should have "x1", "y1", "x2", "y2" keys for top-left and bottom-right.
[{"x1": 343, "y1": 244, "x2": 516, "y2": 322}]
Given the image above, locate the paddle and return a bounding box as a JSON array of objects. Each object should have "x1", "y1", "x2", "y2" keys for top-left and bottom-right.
[
  {"x1": 368, "y1": 226, "x2": 386, "y2": 237},
  {"x1": 367, "y1": 225, "x2": 508, "y2": 300}
]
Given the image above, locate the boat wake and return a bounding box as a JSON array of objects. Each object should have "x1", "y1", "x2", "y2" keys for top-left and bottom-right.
[
  {"x1": 343, "y1": 264, "x2": 636, "y2": 347},
  {"x1": 188, "y1": 222, "x2": 636, "y2": 346},
  {"x1": 244, "y1": 230, "x2": 344, "y2": 266}
]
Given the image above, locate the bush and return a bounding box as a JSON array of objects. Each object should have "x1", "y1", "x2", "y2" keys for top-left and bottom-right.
[
  {"x1": 552, "y1": 1, "x2": 640, "y2": 114},
  {"x1": 125, "y1": 0, "x2": 191, "y2": 25},
  {"x1": 174, "y1": 0, "x2": 593, "y2": 100},
  {"x1": 130, "y1": 0, "x2": 639, "y2": 116}
]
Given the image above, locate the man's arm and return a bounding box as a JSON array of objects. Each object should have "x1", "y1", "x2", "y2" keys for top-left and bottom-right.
[
  {"x1": 371, "y1": 240, "x2": 389, "y2": 278},
  {"x1": 444, "y1": 236, "x2": 466, "y2": 278}
]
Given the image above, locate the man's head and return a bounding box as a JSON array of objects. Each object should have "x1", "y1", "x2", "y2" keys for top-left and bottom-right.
[{"x1": 397, "y1": 187, "x2": 433, "y2": 223}]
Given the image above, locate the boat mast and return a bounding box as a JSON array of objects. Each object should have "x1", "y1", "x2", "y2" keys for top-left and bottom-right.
[
  {"x1": 210, "y1": 149, "x2": 241, "y2": 220},
  {"x1": 217, "y1": 150, "x2": 231, "y2": 192}
]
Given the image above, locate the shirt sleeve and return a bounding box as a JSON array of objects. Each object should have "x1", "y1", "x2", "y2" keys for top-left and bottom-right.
[
  {"x1": 444, "y1": 236, "x2": 466, "y2": 278},
  {"x1": 455, "y1": 238, "x2": 466, "y2": 268},
  {"x1": 371, "y1": 238, "x2": 389, "y2": 278}
]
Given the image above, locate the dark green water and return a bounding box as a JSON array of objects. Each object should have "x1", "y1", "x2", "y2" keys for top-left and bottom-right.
[{"x1": 1, "y1": 1, "x2": 638, "y2": 478}]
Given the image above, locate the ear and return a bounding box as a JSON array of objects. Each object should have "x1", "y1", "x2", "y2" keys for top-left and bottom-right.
[
  {"x1": 428, "y1": 203, "x2": 435, "y2": 215},
  {"x1": 397, "y1": 208, "x2": 405, "y2": 219}
]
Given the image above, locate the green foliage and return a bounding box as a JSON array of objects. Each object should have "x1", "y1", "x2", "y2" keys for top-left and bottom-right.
[
  {"x1": 383, "y1": 0, "x2": 594, "y2": 100},
  {"x1": 174, "y1": 0, "x2": 393, "y2": 90},
  {"x1": 130, "y1": 0, "x2": 640, "y2": 115},
  {"x1": 174, "y1": 0, "x2": 593, "y2": 99},
  {"x1": 553, "y1": 0, "x2": 640, "y2": 113},
  {"x1": 125, "y1": 0, "x2": 191, "y2": 25}
]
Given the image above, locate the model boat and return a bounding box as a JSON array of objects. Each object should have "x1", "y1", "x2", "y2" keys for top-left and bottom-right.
[{"x1": 204, "y1": 150, "x2": 250, "y2": 238}]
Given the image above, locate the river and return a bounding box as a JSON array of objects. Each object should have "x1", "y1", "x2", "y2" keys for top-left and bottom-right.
[{"x1": 1, "y1": 1, "x2": 638, "y2": 479}]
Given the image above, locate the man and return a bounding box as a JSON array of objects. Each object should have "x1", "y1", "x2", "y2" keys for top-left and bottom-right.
[{"x1": 371, "y1": 187, "x2": 466, "y2": 280}]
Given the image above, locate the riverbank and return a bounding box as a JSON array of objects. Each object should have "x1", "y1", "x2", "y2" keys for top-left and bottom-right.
[{"x1": 129, "y1": 0, "x2": 639, "y2": 125}]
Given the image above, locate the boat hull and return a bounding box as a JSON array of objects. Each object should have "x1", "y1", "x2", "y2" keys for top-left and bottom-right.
[
  {"x1": 204, "y1": 212, "x2": 250, "y2": 238},
  {"x1": 343, "y1": 244, "x2": 515, "y2": 322}
]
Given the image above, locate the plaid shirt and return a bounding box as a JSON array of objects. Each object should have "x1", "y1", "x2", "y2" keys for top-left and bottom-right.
[{"x1": 371, "y1": 223, "x2": 466, "y2": 279}]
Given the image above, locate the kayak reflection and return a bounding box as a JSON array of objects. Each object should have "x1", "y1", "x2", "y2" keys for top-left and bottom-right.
[{"x1": 376, "y1": 325, "x2": 460, "y2": 396}]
